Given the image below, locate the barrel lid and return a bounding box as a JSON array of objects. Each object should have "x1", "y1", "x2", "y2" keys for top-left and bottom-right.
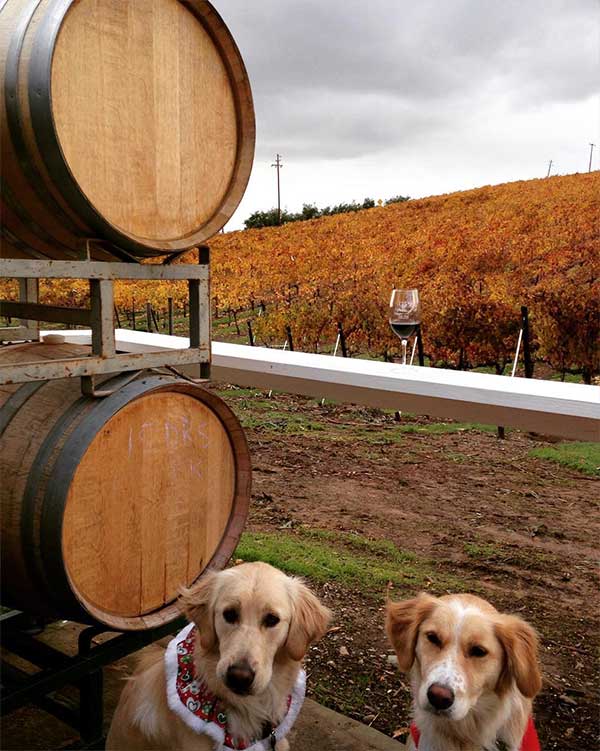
[
  {"x1": 55, "y1": 379, "x2": 250, "y2": 628},
  {"x1": 37, "y1": 0, "x2": 255, "y2": 256}
]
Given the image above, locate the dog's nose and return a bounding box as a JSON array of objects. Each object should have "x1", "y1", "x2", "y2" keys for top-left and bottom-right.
[
  {"x1": 225, "y1": 660, "x2": 255, "y2": 695},
  {"x1": 427, "y1": 683, "x2": 455, "y2": 711}
]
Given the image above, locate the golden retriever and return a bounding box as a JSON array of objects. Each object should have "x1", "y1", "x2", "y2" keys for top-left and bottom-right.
[
  {"x1": 107, "y1": 562, "x2": 331, "y2": 750},
  {"x1": 386, "y1": 593, "x2": 542, "y2": 751}
]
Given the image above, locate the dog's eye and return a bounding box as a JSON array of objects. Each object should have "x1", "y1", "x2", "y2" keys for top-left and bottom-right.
[
  {"x1": 223, "y1": 608, "x2": 239, "y2": 624},
  {"x1": 426, "y1": 632, "x2": 442, "y2": 648},
  {"x1": 263, "y1": 613, "x2": 280, "y2": 628},
  {"x1": 469, "y1": 645, "x2": 488, "y2": 658}
]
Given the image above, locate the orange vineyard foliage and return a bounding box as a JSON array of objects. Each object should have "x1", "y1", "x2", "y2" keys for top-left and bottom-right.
[{"x1": 2, "y1": 172, "x2": 599, "y2": 380}]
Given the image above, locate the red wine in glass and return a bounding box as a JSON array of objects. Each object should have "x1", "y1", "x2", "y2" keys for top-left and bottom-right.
[{"x1": 389, "y1": 289, "x2": 421, "y2": 365}]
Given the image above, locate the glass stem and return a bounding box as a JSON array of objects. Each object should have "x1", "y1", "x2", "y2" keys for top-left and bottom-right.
[{"x1": 402, "y1": 339, "x2": 408, "y2": 365}]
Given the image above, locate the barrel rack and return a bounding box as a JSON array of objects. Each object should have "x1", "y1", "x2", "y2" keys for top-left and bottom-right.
[
  {"x1": 0, "y1": 248, "x2": 211, "y2": 390},
  {"x1": 0, "y1": 249, "x2": 212, "y2": 748}
]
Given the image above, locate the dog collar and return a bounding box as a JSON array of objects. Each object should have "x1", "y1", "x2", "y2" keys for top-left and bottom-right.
[
  {"x1": 165, "y1": 622, "x2": 306, "y2": 750},
  {"x1": 410, "y1": 716, "x2": 540, "y2": 751}
]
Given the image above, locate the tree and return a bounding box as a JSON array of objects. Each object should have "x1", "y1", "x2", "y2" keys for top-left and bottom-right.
[{"x1": 243, "y1": 196, "x2": 392, "y2": 230}]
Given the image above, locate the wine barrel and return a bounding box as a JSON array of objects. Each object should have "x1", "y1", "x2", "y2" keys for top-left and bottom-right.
[
  {"x1": 0, "y1": 342, "x2": 251, "y2": 630},
  {"x1": 0, "y1": 0, "x2": 255, "y2": 261}
]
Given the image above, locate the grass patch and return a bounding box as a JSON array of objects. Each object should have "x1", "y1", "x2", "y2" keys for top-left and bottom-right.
[
  {"x1": 446, "y1": 452, "x2": 469, "y2": 463},
  {"x1": 395, "y1": 421, "x2": 498, "y2": 435},
  {"x1": 355, "y1": 421, "x2": 497, "y2": 444},
  {"x1": 300, "y1": 528, "x2": 417, "y2": 565},
  {"x1": 464, "y1": 541, "x2": 557, "y2": 570},
  {"x1": 530, "y1": 442, "x2": 600, "y2": 477},
  {"x1": 213, "y1": 387, "x2": 265, "y2": 399},
  {"x1": 236, "y1": 528, "x2": 465, "y2": 594},
  {"x1": 238, "y1": 410, "x2": 327, "y2": 434}
]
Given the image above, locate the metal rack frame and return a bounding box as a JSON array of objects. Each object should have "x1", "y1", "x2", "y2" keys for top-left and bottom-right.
[
  {"x1": 0, "y1": 609, "x2": 185, "y2": 750},
  {"x1": 0, "y1": 248, "x2": 211, "y2": 393}
]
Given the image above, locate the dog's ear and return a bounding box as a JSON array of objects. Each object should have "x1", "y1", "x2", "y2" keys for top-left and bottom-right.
[
  {"x1": 284, "y1": 580, "x2": 332, "y2": 661},
  {"x1": 179, "y1": 571, "x2": 218, "y2": 652},
  {"x1": 386, "y1": 593, "x2": 436, "y2": 672},
  {"x1": 495, "y1": 615, "x2": 542, "y2": 698}
]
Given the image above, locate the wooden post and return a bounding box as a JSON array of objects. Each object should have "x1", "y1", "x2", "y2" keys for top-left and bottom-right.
[
  {"x1": 151, "y1": 306, "x2": 160, "y2": 333},
  {"x1": 285, "y1": 325, "x2": 294, "y2": 351},
  {"x1": 232, "y1": 309, "x2": 240, "y2": 336},
  {"x1": 521, "y1": 306, "x2": 533, "y2": 378},
  {"x1": 146, "y1": 302, "x2": 153, "y2": 333},
  {"x1": 337, "y1": 321, "x2": 348, "y2": 357},
  {"x1": 168, "y1": 297, "x2": 174, "y2": 336},
  {"x1": 417, "y1": 325, "x2": 425, "y2": 367},
  {"x1": 90, "y1": 280, "x2": 115, "y2": 358}
]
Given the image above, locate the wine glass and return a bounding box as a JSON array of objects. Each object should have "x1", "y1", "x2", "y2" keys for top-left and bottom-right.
[{"x1": 389, "y1": 289, "x2": 421, "y2": 365}]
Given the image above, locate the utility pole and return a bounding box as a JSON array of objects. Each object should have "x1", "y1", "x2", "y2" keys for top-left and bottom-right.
[
  {"x1": 271, "y1": 153, "x2": 283, "y2": 225},
  {"x1": 546, "y1": 159, "x2": 553, "y2": 178},
  {"x1": 589, "y1": 143, "x2": 596, "y2": 172}
]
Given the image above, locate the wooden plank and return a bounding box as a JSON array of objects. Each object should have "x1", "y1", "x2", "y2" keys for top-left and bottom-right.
[
  {"x1": 89, "y1": 279, "x2": 115, "y2": 357},
  {"x1": 0, "y1": 259, "x2": 208, "y2": 280},
  {"x1": 0, "y1": 348, "x2": 209, "y2": 385},
  {"x1": 0, "y1": 301, "x2": 90, "y2": 326},
  {"x1": 0, "y1": 326, "x2": 38, "y2": 342},
  {"x1": 50, "y1": 330, "x2": 599, "y2": 443}
]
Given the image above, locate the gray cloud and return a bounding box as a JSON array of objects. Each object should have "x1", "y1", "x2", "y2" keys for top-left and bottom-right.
[{"x1": 217, "y1": 0, "x2": 598, "y2": 163}]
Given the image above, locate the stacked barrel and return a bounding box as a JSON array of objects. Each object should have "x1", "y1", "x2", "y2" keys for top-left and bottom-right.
[
  {"x1": 0, "y1": 0, "x2": 255, "y2": 261},
  {"x1": 0, "y1": 0, "x2": 255, "y2": 628}
]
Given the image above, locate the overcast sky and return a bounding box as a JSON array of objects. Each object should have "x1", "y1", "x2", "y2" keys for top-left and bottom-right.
[{"x1": 216, "y1": 0, "x2": 600, "y2": 229}]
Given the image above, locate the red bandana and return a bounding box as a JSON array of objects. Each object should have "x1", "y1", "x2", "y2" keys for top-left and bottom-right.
[{"x1": 410, "y1": 716, "x2": 540, "y2": 750}]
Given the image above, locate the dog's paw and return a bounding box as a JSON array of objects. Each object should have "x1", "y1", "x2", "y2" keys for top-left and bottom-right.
[{"x1": 276, "y1": 739, "x2": 290, "y2": 751}]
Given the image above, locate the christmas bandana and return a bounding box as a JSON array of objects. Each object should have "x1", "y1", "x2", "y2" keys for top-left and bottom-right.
[
  {"x1": 410, "y1": 715, "x2": 541, "y2": 750},
  {"x1": 165, "y1": 622, "x2": 306, "y2": 751}
]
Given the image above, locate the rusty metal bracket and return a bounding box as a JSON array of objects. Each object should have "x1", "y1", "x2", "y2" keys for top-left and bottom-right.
[{"x1": 80, "y1": 371, "x2": 143, "y2": 398}]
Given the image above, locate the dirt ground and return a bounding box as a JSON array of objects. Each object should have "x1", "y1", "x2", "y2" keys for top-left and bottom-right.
[{"x1": 210, "y1": 385, "x2": 599, "y2": 751}]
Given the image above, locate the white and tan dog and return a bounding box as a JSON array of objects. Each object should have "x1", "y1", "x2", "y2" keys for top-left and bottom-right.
[
  {"x1": 107, "y1": 562, "x2": 331, "y2": 750},
  {"x1": 386, "y1": 593, "x2": 542, "y2": 751}
]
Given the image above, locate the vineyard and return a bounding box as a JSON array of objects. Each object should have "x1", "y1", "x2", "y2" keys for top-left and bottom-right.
[{"x1": 2, "y1": 172, "x2": 599, "y2": 381}]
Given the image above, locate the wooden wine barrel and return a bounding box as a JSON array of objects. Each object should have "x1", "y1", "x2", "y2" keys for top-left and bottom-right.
[
  {"x1": 0, "y1": 342, "x2": 251, "y2": 630},
  {"x1": 0, "y1": 0, "x2": 255, "y2": 261}
]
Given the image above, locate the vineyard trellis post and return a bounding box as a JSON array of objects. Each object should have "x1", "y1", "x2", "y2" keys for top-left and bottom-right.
[
  {"x1": 247, "y1": 320, "x2": 255, "y2": 346},
  {"x1": 168, "y1": 297, "x2": 174, "y2": 336},
  {"x1": 416, "y1": 325, "x2": 425, "y2": 367},
  {"x1": 521, "y1": 306, "x2": 533, "y2": 378},
  {"x1": 336, "y1": 321, "x2": 348, "y2": 358},
  {"x1": 285, "y1": 325, "x2": 294, "y2": 352},
  {"x1": 151, "y1": 306, "x2": 160, "y2": 333},
  {"x1": 146, "y1": 302, "x2": 153, "y2": 333}
]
